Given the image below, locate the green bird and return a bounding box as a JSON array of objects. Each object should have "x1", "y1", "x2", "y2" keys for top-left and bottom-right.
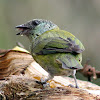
[{"x1": 16, "y1": 19, "x2": 85, "y2": 88}]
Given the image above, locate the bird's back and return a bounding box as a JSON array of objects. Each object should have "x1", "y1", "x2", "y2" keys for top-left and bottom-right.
[{"x1": 31, "y1": 29, "x2": 85, "y2": 55}]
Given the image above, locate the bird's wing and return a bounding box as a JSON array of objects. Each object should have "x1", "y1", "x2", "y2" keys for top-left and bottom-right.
[
  {"x1": 56, "y1": 53, "x2": 83, "y2": 69},
  {"x1": 32, "y1": 30, "x2": 85, "y2": 54}
]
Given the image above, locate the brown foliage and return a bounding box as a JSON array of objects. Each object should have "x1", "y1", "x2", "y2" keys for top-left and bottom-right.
[{"x1": 80, "y1": 60, "x2": 100, "y2": 81}]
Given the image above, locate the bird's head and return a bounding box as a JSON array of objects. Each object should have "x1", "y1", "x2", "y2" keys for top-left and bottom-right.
[{"x1": 16, "y1": 19, "x2": 59, "y2": 40}]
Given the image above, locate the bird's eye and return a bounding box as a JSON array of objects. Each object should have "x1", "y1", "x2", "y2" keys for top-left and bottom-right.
[
  {"x1": 36, "y1": 34, "x2": 39, "y2": 36},
  {"x1": 32, "y1": 20, "x2": 40, "y2": 26}
]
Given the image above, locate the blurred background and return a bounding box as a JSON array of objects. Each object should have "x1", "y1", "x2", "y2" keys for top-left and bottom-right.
[{"x1": 0, "y1": 0, "x2": 100, "y2": 85}]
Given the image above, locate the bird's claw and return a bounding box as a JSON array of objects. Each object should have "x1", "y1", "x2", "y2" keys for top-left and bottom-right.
[
  {"x1": 35, "y1": 79, "x2": 50, "y2": 88},
  {"x1": 68, "y1": 84, "x2": 79, "y2": 88}
]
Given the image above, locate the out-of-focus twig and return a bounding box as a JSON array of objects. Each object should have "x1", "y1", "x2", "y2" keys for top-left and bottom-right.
[
  {"x1": 16, "y1": 42, "x2": 25, "y2": 49},
  {"x1": 80, "y1": 59, "x2": 100, "y2": 81},
  {"x1": 96, "y1": 71, "x2": 100, "y2": 78}
]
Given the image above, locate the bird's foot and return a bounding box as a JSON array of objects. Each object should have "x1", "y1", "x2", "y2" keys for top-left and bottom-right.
[
  {"x1": 68, "y1": 84, "x2": 79, "y2": 88},
  {"x1": 75, "y1": 85, "x2": 79, "y2": 88},
  {"x1": 35, "y1": 79, "x2": 50, "y2": 88}
]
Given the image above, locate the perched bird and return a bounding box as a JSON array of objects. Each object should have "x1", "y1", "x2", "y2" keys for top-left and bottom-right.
[{"x1": 16, "y1": 19, "x2": 85, "y2": 88}]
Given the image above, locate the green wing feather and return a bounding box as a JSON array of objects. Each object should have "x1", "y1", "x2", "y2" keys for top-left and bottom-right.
[
  {"x1": 32, "y1": 29, "x2": 85, "y2": 54},
  {"x1": 56, "y1": 53, "x2": 83, "y2": 69}
]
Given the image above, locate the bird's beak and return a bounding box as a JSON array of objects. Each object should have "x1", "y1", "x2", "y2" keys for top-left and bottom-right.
[{"x1": 16, "y1": 24, "x2": 30, "y2": 36}]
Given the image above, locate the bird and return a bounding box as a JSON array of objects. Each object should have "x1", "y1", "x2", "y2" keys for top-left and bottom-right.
[{"x1": 16, "y1": 19, "x2": 85, "y2": 88}]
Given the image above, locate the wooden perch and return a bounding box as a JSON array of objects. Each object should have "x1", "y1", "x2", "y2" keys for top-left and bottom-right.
[
  {"x1": 0, "y1": 47, "x2": 100, "y2": 99},
  {"x1": 0, "y1": 50, "x2": 33, "y2": 79},
  {"x1": 0, "y1": 75, "x2": 99, "y2": 100}
]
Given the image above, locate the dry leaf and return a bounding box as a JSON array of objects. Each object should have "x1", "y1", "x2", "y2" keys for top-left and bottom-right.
[{"x1": 12, "y1": 46, "x2": 29, "y2": 53}]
